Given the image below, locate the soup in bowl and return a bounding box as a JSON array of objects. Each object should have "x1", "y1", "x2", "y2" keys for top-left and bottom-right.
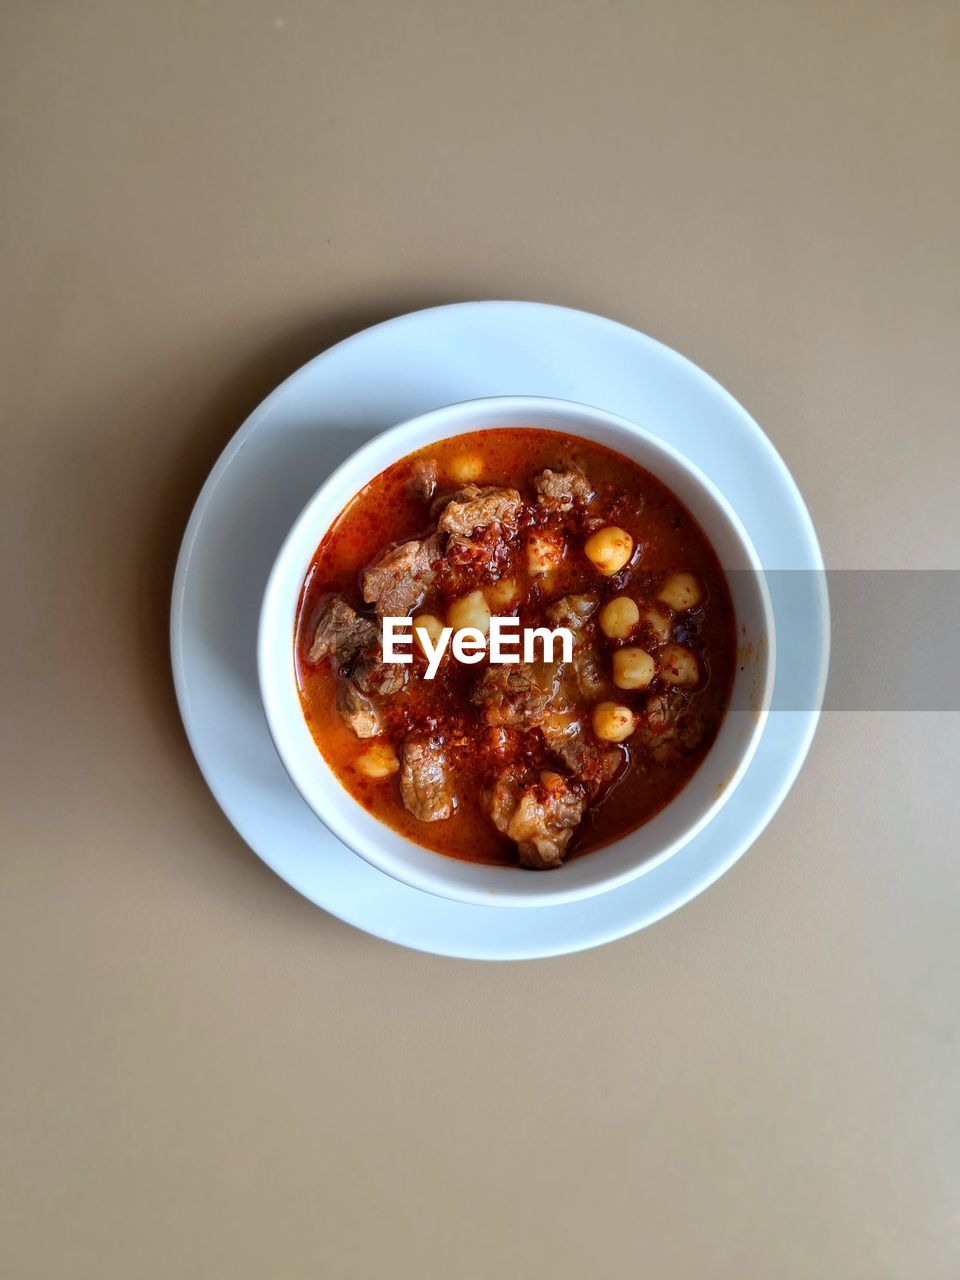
[{"x1": 258, "y1": 396, "x2": 774, "y2": 907}]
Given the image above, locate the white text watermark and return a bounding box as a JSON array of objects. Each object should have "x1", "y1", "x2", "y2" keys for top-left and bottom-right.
[{"x1": 382, "y1": 616, "x2": 574, "y2": 679}]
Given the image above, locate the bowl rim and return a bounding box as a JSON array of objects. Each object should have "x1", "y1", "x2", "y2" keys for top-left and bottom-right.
[{"x1": 257, "y1": 393, "x2": 776, "y2": 907}]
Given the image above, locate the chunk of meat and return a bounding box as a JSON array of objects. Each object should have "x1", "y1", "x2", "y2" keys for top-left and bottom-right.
[
  {"x1": 542, "y1": 719, "x2": 624, "y2": 799},
  {"x1": 352, "y1": 647, "x2": 408, "y2": 698},
  {"x1": 445, "y1": 524, "x2": 513, "y2": 583},
  {"x1": 487, "y1": 770, "x2": 586, "y2": 869},
  {"x1": 335, "y1": 680, "x2": 381, "y2": 739},
  {"x1": 306, "y1": 594, "x2": 378, "y2": 666},
  {"x1": 545, "y1": 594, "x2": 598, "y2": 631},
  {"x1": 546, "y1": 595, "x2": 605, "y2": 698},
  {"x1": 432, "y1": 483, "x2": 506, "y2": 520},
  {"x1": 362, "y1": 533, "x2": 442, "y2": 618},
  {"x1": 436, "y1": 484, "x2": 522, "y2": 535},
  {"x1": 534, "y1": 466, "x2": 595, "y2": 511},
  {"x1": 400, "y1": 735, "x2": 454, "y2": 822},
  {"x1": 446, "y1": 534, "x2": 487, "y2": 567},
  {"x1": 635, "y1": 691, "x2": 707, "y2": 763},
  {"x1": 407, "y1": 458, "x2": 438, "y2": 502},
  {"x1": 471, "y1": 662, "x2": 557, "y2": 731},
  {"x1": 571, "y1": 644, "x2": 606, "y2": 698}
]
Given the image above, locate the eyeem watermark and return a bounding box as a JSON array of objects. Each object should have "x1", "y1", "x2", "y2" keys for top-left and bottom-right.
[{"x1": 383, "y1": 616, "x2": 573, "y2": 679}]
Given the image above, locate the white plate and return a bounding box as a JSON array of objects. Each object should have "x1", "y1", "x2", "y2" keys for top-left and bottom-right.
[{"x1": 171, "y1": 301, "x2": 828, "y2": 960}]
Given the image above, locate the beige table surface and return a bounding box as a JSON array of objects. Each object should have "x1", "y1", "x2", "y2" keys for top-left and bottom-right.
[{"x1": 3, "y1": 3, "x2": 959, "y2": 1277}]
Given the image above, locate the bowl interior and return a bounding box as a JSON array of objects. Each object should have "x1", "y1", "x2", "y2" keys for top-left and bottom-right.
[{"x1": 258, "y1": 396, "x2": 774, "y2": 908}]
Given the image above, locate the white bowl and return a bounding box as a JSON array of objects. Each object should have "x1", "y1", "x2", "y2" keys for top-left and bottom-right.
[{"x1": 258, "y1": 395, "x2": 775, "y2": 908}]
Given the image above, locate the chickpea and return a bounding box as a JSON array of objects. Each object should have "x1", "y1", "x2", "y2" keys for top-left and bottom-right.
[
  {"x1": 612, "y1": 647, "x2": 656, "y2": 690},
  {"x1": 526, "y1": 532, "x2": 565, "y2": 575},
  {"x1": 584, "y1": 526, "x2": 633, "y2": 576},
  {"x1": 639, "y1": 604, "x2": 671, "y2": 645},
  {"x1": 412, "y1": 613, "x2": 445, "y2": 655},
  {"x1": 447, "y1": 453, "x2": 484, "y2": 484},
  {"x1": 592, "y1": 700, "x2": 637, "y2": 742},
  {"x1": 355, "y1": 741, "x2": 400, "y2": 778},
  {"x1": 599, "y1": 596, "x2": 639, "y2": 640},
  {"x1": 447, "y1": 590, "x2": 491, "y2": 636},
  {"x1": 657, "y1": 572, "x2": 703, "y2": 612},
  {"x1": 659, "y1": 643, "x2": 700, "y2": 687},
  {"x1": 486, "y1": 578, "x2": 519, "y2": 609}
]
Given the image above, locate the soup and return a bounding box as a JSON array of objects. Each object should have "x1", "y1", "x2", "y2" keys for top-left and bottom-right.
[{"x1": 295, "y1": 428, "x2": 736, "y2": 870}]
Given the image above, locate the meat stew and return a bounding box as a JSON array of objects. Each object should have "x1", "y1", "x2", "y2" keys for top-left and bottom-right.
[{"x1": 295, "y1": 428, "x2": 736, "y2": 870}]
